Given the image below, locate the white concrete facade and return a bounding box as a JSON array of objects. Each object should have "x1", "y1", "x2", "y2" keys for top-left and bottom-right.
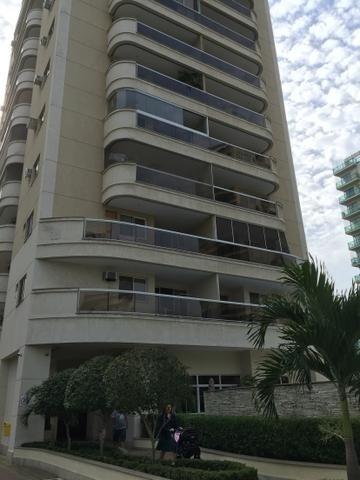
[{"x1": 0, "y1": 0, "x2": 307, "y2": 451}]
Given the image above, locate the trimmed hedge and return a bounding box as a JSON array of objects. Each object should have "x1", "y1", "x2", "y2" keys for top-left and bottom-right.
[
  {"x1": 23, "y1": 442, "x2": 257, "y2": 480},
  {"x1": 178, "y1": 415, "x2": 360, "y2": 465}
]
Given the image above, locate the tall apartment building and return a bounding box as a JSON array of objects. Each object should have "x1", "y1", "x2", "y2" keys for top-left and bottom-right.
[
  {"x1": 334, "y1": 151, "x2": 360, "y2": 284},
  {"x1": 0, "y1": 0, "x2": 306, "y2": 450}
]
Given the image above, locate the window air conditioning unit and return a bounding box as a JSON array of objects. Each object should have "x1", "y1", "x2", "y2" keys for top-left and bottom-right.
[
  {"x1": 43, "y1": 0, "x2": 54, "y2": 9},
  {"x1": 103, "y1": 272, "x2": 118, "y2": 282},
  {"x1": 24, "y1": 168, "x2": 32, "y2": 179},
  {"x1": 40, "y1": 36, "x2": 48, "y2": 46},
  {"x1": 28, "y1": 118, "x2": 38, "y2": 130},
  {"x1": 34, "y1": 75, "x2": 44, "y2": 86}
]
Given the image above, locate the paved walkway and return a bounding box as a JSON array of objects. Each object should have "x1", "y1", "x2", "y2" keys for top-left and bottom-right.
[{"x1": 0, "y1": 455, "x2": 61, "y2": 480}]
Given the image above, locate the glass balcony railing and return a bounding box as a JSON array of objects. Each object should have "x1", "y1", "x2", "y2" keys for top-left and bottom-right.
[
  {"x1": 137, "y1": 22, "x2": 261, "y2": 88},
  {"x1": 78, "y1": 288, "x2": 261, "y2": 322},
  {"x1": 336, "y1": 174, "x2": 359, "y2": 189},
  {"x1": 351, "y1": 257, "x2": 360, "y2": 267},
  {"x1": 137, "y1": 65, "x2": 266, "y2": 127},
  {"x1": 339, "y1": 187, "x2": 360, "y2": 204},
  {"x1": 333, "y1": 152, "x2": 360, "y2": 175},
  {"x1": 345, "y1": 221, "x2": 360, "y2": 235},
  {"x1": 135, "y1": 164, "x2": 277, "y2": 215},
  {"x1": 84, "y1": 219, "x2": 296, "y2": 267},
  {"x1": 153, "y1": 0, "x2": 256, "y2": 50},
  {"x1": 221, "y1": 0, "x2": 252, "y2": 17},
  {"x1": 342, "y1": 203, "x2": 360, "y2": 219},
  {"x1": 348, "y1": 238, "x2": 360, "y2": 250},
  {"x1": 137, "y1": 112, "x2": 274, "y2": 170}
]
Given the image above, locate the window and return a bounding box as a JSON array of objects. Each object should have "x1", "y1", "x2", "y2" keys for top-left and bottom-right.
[
  {"x1": 48, "y1": 19, "x2": 55, "y2": 40},
  {"x1": 9, "y1": 124, "x2": 27, "y2": 142},
  {"x1": 43, "y1": 60, "x2": 51, "y2": 84},
  {"x1": 233, "y1": 221, "x2": 249, "y2": 245},
  {"x1": 37, "y1": 106, "x2": 46, "y2": 131},
  {"x1": 16, "y1": 275, "x2": 26, "y2": 306},
  {"x1": 25, "y1": 25, "x2": 41, "y2": 39},
  {"x1": 248, "y1": 224, "x2": 266, "y2": 248},
  {"x1": 32, "y1": 156, "x2": 40, "y2": 182},
  {"x1": 119, "y1": 276, "x2": 146, "y2": 292},
  {"x1": 264, "y1": 228, "x2": 281, "y2": 251},
  {"x1": 19, "y1": 55, "x2": 36, "y2": 71},
  {"x1": 279, "y1": 231, "x2": 290, "y2": 253},
  {"x1": 23, "y1": 211, "x2": 34, "y2": 242},
  {"x1": 216, "y1": 217, "x2": 233, "y2": 242}
]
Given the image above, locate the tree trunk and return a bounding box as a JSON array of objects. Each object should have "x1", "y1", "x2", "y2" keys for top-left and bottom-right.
[
  {"x1": 338, "y1": 387, "x2": 360, "y2": 480},
  {"x1": 99, "y1": 413, "x2": 106, "y2": 457},
  {"x1": 142, "y1": 415, "x2": 156, "y2": 462},
  {"x1": 65, "y1": 422, "x2": 72, "y2": 452}
]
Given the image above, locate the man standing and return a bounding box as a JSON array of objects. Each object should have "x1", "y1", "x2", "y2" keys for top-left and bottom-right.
[{"x1": 111, "y1": 409, "x2": 128, "y2": 453}]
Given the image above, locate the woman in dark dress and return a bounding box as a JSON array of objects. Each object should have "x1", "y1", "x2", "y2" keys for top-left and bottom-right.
[{"x1": 156, "y1": 404, "x2": 178, "y2": 461}]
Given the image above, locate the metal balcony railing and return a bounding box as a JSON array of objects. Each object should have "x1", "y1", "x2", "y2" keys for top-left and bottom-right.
[
  {"x1": 78, "y1": 288, "x2": 262, "y2": 322},
  {"x1": 137, "y1": 22, "x2": 261, "y2": 88},
  {"x1": 84, "y1": 219, "x2": 297, "y2": 267},
  {"x1": 333, "y1": 152, "x2": 360, "y2": 176},
  {"x1": 134, "y1": 164, "x2": 278, "y2": 215},
  {"x1": 339, "y1": 187, "x2": 360, "y2": 204},
  {"x1": 136, "y1": 64, "x2": 266, "y2": 127},
  {"x1": 137, "y1": 112, "x2": 275, "y2": 170},
  {"x1": 153, "y1": 0, "x2": 256, "y2": 50}
]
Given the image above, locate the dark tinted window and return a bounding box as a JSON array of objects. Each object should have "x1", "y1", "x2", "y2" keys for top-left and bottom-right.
[
  {"x1": 216, "y1": 217, "x2": 233, "y2": 242},
  {"x1": 265, "y1": 228, "x2": 281, "y2": 251},
  {"x1": 249, "y1": 224, "x2": 266, "y2": 248},
  {"x1": 233, "y1": 221, "x2": 249, "y2": 245},
  {"x1": 279, "y1": 231, "x2": 290, "y2": 253}
]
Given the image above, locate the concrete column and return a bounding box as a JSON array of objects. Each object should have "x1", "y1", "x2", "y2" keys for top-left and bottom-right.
[{"x1": 5, "y1": 345, "x2": 51, "y2": 453}]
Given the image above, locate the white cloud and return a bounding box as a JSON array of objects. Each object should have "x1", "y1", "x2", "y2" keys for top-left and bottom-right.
[{"x1": 270, "y1": 0, "x2": 360, "y2": 290}]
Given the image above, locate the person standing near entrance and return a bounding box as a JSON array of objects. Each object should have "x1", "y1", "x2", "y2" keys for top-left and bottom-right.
[{"x1": 111, "y1": 409, "x2": 128, "y2": 452}]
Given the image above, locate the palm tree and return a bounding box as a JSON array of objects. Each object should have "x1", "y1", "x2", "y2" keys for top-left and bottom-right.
[{"x1": 249, "y1": 259, "x2": 360, "y2": 480}]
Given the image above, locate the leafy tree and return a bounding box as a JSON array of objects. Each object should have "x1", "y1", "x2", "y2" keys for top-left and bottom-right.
[
  {"x1": 249, "y1": 259, "x2": 360, "y2": 480},
  {"x1": 104, "y1": 347, "x2": 191, "y2": 461},
  {"x1": 64, "y1": 356, "x2": 112, "y2": 455},
  {"x1": 23, "y1": 369, "x2": 76, "y2": 451}
]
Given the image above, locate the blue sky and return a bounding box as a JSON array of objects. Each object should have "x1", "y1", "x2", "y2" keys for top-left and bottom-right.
[{"x1": 0, "y1": 0, "x2": 359, "y2": 290}]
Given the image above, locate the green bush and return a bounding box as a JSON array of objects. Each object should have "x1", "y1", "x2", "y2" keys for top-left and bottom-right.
[
  {"x1": 22, "y1": 442, "x2": 257, "y2": 480},
  {"x1": 178, "y1": 415, "x2": 360, "y2": 465}
]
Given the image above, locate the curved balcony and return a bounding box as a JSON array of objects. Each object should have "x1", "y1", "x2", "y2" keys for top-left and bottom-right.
[
  {"x1": 15, "y1": 69, "x2": 35, "y2": 91},
  {"x1": 109, "y1": 1, "x2": 261, "y2": 70},
  {"x1": 0, "y1": 274, "x2": 8, "y2": 303},
  {"x1": 339, "y1": 187, "x2": 360, "y2": 205},
  {"x1": 107, "y1": 88, "x2": 272, "y2": 153},
  {"x1": 342, "y1": 203, "x2": 360, "y2": 221},
  {"x1": 10, "y1": 103, "x2": 31, "y2": 123},
  {"x1": 336, "y1": 173, "x2": 359, "y2": 191},
  {"x1": 334, "y1": 151, "x2": 360, "y2": 176},
  {"x1": 27, "y1": 288, "x2": 281, "y2": 349},
  {"x1": 4, "y1": 140, "x2": 26, "y2": 161},
  {"x1": 351, "y1": 257, "x2": 360, "y2": 268},
  {"x1": 148, "y1": 0, "x2": 256, "y2": 50},
  {"x1": 37, "y1": 218, "x2": 296, "y2": 284},
  {"x1": 105, "y1": 110, "x2": 275, "y2": 174},
  {"x1": 25, "y1": 8, "x2": 42, "y2": 25},
  {"x1": 345, "y1": 220, "x2": 360, "y2": 236},
  {"x1": 348, "y1": 238, "x2": 360, "y2": 251},
  {"x1": 107, "y1": 62, "x2": 270, "y2": 134},
  {"x1": 108, "y1": 19, "x2": 264, "y2": 90},
  {"x1": 20, "y1": 37, "x2": 39, "y2": 57},
  {"x1": 0, "y1": 182, "x2": 21, "y2": 211},
  {"x1": 102, "y1": 163, "x2": 282, "y2": 227},
  {"x1": 0, "y1": 225, "x2": 15, "y2": 253}
]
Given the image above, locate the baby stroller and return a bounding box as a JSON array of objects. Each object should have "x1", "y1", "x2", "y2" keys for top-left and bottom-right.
[{"x1": 174, "y1": 427, "x2": 201, "y2": 459}]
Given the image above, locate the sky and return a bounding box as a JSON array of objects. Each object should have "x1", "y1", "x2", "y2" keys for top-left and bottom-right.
[{"x1": 0, "y1": 0, "x2": 359, "y2": 291}]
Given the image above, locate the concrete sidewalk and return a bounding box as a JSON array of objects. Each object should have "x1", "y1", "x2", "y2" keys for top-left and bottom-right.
[
  {"x1": 202, "y1": 448, "x2": 346, "y2": 480},
  {"x1": 0, "y1": 455, "x2": 59, "y2": 480}
]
